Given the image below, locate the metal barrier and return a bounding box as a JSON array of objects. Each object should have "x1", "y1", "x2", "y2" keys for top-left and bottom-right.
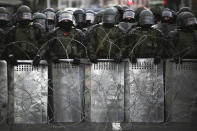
[
  {"x1": 0, "y1": 61, "x2": 8, "y2": 123},
  {"x1": 12, "y1": 60, "x2": 48, "y2": 124},
  {"x1": 165, "y1": 59, "x2": 197, "y2": 122},
  {"x1": 86, "y1": 60, "x2": 125, "y2": 122},
  {"x1": 53, "y1": 59, "x2": 84, "y2": 122},
  {"x1": 125, "y1": 59, "x2": 164, "y2": 122}
]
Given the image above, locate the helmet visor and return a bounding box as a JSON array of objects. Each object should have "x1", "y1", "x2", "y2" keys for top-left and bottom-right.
[
  {"x1": 140, "y1": 16, "x2": 154, "y2": 25},
  {"x1": 185, "y1": 17, "x2": 197, "y2": 26},
  {"x1": 86, "y1": 13, "x2": 95, "y2": 24},
  {"x1": 102, "y1": 15, "x2": 116, "y2": 24},
  {"x1": 0, "y1": 13, "x2": 8, "y2": 21},
  {"x1": 45, "y1": 12, "x2": 55, "y2": 20},
  {"x1": 123, "y1": 11, "x2": 135, "y2": 20},
  {"x1": 58, "y1": 13, "x2": 73, "y2": 23},
  {"x1": 34, "y1": 19, "x2": 46, "y2": 27},
  {"x1": 75, "y1": 14, "x2": 85, "y2": 23},
  {"x1": 19, "y1": 12, "x2": 32, "y2": 20},
  {"x1": 162, "y1": 10, "x2": 173, "y2": 18}
]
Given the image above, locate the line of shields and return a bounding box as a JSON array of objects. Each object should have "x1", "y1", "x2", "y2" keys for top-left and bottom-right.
[{"x1": 0, "y1": 58, "x2": 197, "y2": 126}]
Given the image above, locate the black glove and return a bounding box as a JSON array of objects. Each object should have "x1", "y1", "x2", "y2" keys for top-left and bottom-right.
[
  {"x1": 114, "y1": 56, "x2": 122, "y2": 63},
  {"x1": 33, "y1": 55, "x2": 41, "y2": 66},
  {"x1": 154, "y1": 57, "x2": 161, "y2": 65},
  {"x1": 8, "y1": 54, "x2": 17, "y2": 65},
  {"x1": 130, "y1": 56, "x2": 137, "y2": 64},
  {"x1": 73, "y1": 58, "x2": 80, "y2": 65},
  {"x1": 89, "y1": 56, "x2": 98, "y2": 64}
]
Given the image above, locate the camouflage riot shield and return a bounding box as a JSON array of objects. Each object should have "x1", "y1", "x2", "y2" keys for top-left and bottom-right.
[
  {"x1": 125, "y1": 59, "x2": 164, "y2": 122},
  {"x1": 0, "y1": 61, "x2": 7, "y2": 123},
  {"x1": 13, "y1": 60, "x2": 48, "y2": 124},
  {"x1": 87, "y1": 60, "x2": 125, "y2": 122},
  {"x1": 53, "y1": 59, "x2": 84, "y2": 122},
  {"x1": 165, "y1": 59, "x2": 197, "y2": 122}
]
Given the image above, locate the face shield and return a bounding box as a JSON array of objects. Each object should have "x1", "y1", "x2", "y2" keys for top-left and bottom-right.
[
  {"x1": 0, "y1": 13, "x2": 8, "y2": 21},
  {"x1": 86, "y1": 13, "x2": 95, "y2": 24},
  {"x1": 34, "y1": 19, "x2": 46, "y2": 27},
  {"x1": 75, "y1": 13, "x2": 85, "y2": 23},
  {"x1": 184, "y1": 17, "x2": 197, "y2": 26},
  {"x1": 140, "y1": 16, "x2": 154, "y2": 25},
  {"x1": 123, "y1": 11, "x2": 135, "y2": 22},
  {"x1": 58, "y1": 13, "x2": 73, "y2": 24},
  {"x1": 18, "y1": 12, "x2": 32, "y2": 21},
  {"x1": 102, "y1": 15, "x2": 116, "y2": 24},
  {"x1": 45, "y1": 12, "x2": 56, "y2": 21}
]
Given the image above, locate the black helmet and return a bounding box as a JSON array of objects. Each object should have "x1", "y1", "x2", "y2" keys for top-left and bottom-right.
[
  {"x1": 102, "y1": 7, "x2": 118, "y2": 25},
  {"x1": 33, "y1": 12, "x2": 46, "y2": 27},
  {"x1": 177, "y1": 12, "x2": 197, "y2": 28},
  {"x1": 73, "y1": 9, "x2": 86, "y2": 25},
  {"x1": 179, "y1": 7, "x2": 192, "y2": 14},
  {"x1": 85, "y1": 10, "x2": 95, "y2": 25},
  {"x1": 43, "y1": 8, "x2": 56, "y2": 21},
  {"x1": 17, "y1": 5, "x2": 32, "y2": 21},
  {"x1": 123, "y1": 9, "x2": 135, "y2": 23},
  {"x1": 161, "y1": 8, "x2": 173, "y2": 23},
  {"x1": 0, "y1": 7, "x2": 9, "y2": 21},
  {"x1": 139, "y1": 10, "x2": 154, "y2": 26}
]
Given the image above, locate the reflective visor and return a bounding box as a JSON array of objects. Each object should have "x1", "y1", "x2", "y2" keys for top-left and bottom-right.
[
  {"x1": 19, "y1": 12, "x2": 32, "y2": 20},
  {"x1": 140, "y1": 16, "x2": 154, "y2": 25},
  {"x1": 102, "y1": 15, "x2": 116, "y2": 24},
  {"x1": 0, "y1": 13, "x2": 8, "y2": 21},
  {"x1": 86, "y1": 13, "x2": 95, "y2": 23},
  {"x1": 185, "y1": 17, "x2": 197, "y2": 26},
  {"x1": 58, "y1": 13, "x2": 73, "y2": 22},
  {"x1": 162, "y1": 11, "x2": 173, "y2": 18},
  {"x1": 123, "y1": 11, "x2": 135, "y2": 19},
  {"x1": 45, "y1": 12, "x2": 55, "y2": 20}
]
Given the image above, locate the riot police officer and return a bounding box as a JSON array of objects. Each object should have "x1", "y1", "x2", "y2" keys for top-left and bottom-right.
[
  {"x1": 169, "y1": 11, "x2": 197, "y2": 60},
  {"x1": 85, "y1": 10, "x2": 95, "y2": 28},
  {"x1": 2, "y1": 5, "x2": 38, "y2": 64},
  {"x1": 119, "y1": 9, "x2": 136, "y2": 34},
  {"x1": 33, "y1": 12, "x2": 47, "y2": 47},
  {"x1": 43, "y1": 8, "x2": 56, "y2": 32},
  {"x1": 154, "y1": 8, "x2": 176, "y2": 37},
  {"x1": 33, "y1": 11, "x2": 86, "y2": 65},
  {"x1": 73, "y1": 9, "x2": 86, "y2": 30},
  {"x1": 127, "y1": 9, "x2": 165, "y2": 64},
  {"x1": 87, "y1": 7, "x2": 126, "y2": 63}
]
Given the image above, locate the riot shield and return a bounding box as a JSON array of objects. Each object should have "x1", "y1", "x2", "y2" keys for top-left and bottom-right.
[
  {"x1": 53, "y1": 59, "x2": 84, "y2": 122},
  {"x1": 13, "y1": 60, "x2": 48, "y2": 124},
  {"x1": 165, "y1": 59, "x2": 197, "y2": 122},
  {"x1": 125, "y1": 59, "x2": 164, "y2": 122},
  {"x1": 87, "y1": 60, "x2": 125, "y2": 122},
  {"x1": 0, "y1": 61, "x2": 7, "y2": 123}
]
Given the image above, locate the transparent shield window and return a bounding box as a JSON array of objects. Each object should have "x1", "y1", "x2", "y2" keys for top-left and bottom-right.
[
  {"x1": 0, "y1": 13, "x2": 8, "y2": 21},
  {"x1": 102, "y1": 15, "x2": 116, "y2": 24}
]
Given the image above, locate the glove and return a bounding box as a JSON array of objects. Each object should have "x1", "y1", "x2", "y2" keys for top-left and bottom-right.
[
  {"x1": 154, "y1": 57, "x2": 161, "y2": 65},
  {"x1": 73, "y1": 58, "x2": 80, "y2": 65},
  {"x1": 130, "y1": 56, "x2": 137, "y2": 64},
  {"x1": 89, "y1": 56, "x2": 98, "y2": 64},
  {"x1": 114, "y1": 56, "x2": 122, "y2": 63},
  {"x1": 51, "y1": 55, "x2": 59, "y2": 63},
  {"x1": 33, "y1": 55, "x2": 41, "y2": 66},
  {"x1": 8, "y1": 54, "x2": 17, "y2": 65}
]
